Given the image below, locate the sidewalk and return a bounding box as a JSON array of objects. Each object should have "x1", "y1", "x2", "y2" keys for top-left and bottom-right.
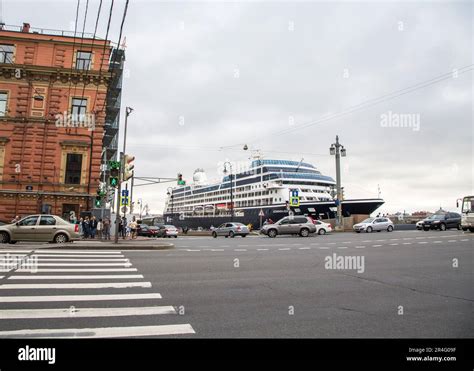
[{"x1": 1, "y1": 239, "x2": 174, "y2": 250}]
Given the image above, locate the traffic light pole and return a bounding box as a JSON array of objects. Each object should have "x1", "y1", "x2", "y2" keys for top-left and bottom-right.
[{"x1": 114, "y1": 152, "x2": 124, "y2": 244}]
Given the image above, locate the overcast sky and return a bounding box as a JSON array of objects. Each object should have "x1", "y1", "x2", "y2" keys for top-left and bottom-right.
[{"x1": 3, "y1": 0, "x2": 473, "y2": 215}]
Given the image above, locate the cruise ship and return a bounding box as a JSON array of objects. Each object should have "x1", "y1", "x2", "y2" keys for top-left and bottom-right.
[{"x1": 163, "y1": 157, "x2": 384, "y2": 229}]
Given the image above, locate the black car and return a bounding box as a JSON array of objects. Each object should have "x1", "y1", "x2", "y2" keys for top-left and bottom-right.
[
  {"x1": 136, "y1": 224, "x2": 159, "y2": 237},
  {"x1": 420, "y1": 213, "x2": 461, "y2": 231}
]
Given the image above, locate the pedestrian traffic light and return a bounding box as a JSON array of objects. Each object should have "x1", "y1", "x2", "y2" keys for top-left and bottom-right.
[
  {"x1": 109, "y1": 160, "x2": 121, "y2": 187},
  {"x1": 124, "y1": 154, "x2": 135, "y2": 181},
  {"x1": 177, "y1": 173, "x2": 186, "y2": 185}
]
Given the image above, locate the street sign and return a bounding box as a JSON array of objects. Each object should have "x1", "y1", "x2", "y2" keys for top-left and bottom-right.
[
  {"x1": 121, "y1": 190, "x2": 129, "y2": 197},
  {"x1": 258, "y1": 209, "x2": 265, "y2": 217},
  {"x1": 121, "y1": 196, "x2": 129, "y2": 206},
  {"x1": 291, "y1": 189, "x2": 299, "y2": 197},
  {"x1": 290, "y1": 196, "x2": 300, "y2": 207}
]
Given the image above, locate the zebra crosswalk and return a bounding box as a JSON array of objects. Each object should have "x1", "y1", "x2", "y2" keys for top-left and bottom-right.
[{"x1": 0, "y1": 249, "x2": 195, "y2": 338}]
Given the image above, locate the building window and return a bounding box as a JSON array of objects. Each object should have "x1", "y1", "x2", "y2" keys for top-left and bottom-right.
[
  {"x1": 0, "y1": 92, "x2": 7, "y2": 116},
  {"x1": 65, "y1": 153, "x2": 83, "y2": 184},
  {"x1": 0, "y1": 45, "x2": 15, "y2": 63},
  {"x1": 75, "y1": 51, "x2": 92, "y2": 70},
  {"x1": 71, "y1": 98, "x2": 87, "y2": 122}
]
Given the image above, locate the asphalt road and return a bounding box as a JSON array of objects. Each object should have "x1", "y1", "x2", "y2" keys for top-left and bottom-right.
[{"x1": 0, "y1": 229, "x2": 472, "y2": 338}]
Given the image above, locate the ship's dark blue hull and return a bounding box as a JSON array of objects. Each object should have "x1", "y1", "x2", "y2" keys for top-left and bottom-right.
[{"x1": 164, "y1": 199, "x2": 384, "y2": 229}]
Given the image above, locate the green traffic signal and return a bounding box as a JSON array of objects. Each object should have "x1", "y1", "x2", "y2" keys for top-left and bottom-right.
[{"x1": 110, "y1": 177, "x2": 118, "y2": 187}]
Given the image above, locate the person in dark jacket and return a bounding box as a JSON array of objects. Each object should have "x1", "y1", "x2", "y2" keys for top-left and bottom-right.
[
  {"x1": 90, "y1": 216, "x2": 98, "y2": 239},
  {"x1": 82, "y1": 217, "x2": 90, "y2": 239}
]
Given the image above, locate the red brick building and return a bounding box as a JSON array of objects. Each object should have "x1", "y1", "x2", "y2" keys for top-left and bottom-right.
[{"x1": 0, "y1": 23, "x2": 123, "y2": 221}]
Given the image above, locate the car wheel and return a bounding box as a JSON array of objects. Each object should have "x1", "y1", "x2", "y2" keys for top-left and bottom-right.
[
  {"x1": 318, "y1": 228, "x2": 326, "y2": 235},
  {"x1": 268, "y1": 229, "x2": 277, "y2": 238},
  {"x1": 241, "y1": 234, "x2": 246, "y2": 238},
  {"x1": 212, "y1": 232, "x2": 217, "y2": 238},
  {"x1": 229, "y1": 231, "x2": 235, "y2": 238},
  {"x1": 366, "y1": 226, "x2": 373, "y2": 233},
  {"x1": 469, "y1": 228, "x2": 474, "y2": 233},
  {"x1": 423, "y1": 227, "x2": 429, "y2": 231},
  {"x1": 457, "y1": 224, "x2": 461, "y2": 230},
  {"x1": 174, "y1": 236, "x2": 178, "y2": 238},
  {"x1": 300, "y1": 228, "x2": 310, "y2": 237},
  {"x1": 0, "y1": 231, "x2": 10, "y2": 244},
  {"x1": 439, "y1": 223, "x2": 446, "y2": 231},
  {"x1": 387, "y1": 225, "x2": 393, "y2": 232},
  {"x1": 54, "y1": 233, "x2": 68, "y2": 244},
  {"x1": 8, "y1": 240, "x2": 17, "y2": 244},
  {"x1": 355, "y1": 231, "x2": 360, "y2": 233}
]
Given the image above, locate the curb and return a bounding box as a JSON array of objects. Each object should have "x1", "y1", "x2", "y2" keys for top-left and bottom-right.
[{"x1": 1, "y1": 243, "x2": 175, "y2": 251}]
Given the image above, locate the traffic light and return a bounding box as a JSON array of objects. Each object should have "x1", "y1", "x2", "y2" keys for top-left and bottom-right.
[
  {"x1": 124, "y1": 154, "x2": 135, "y2": 181},
  {"x1": 177, "y1": 173, "x2": 186, "y2": 185},
  {"x1": 95, "y1": 189, "x2": 102, "y2": 208},
  {"x1": 109, "y1": 160, "x2": 121, "y2": 187}
]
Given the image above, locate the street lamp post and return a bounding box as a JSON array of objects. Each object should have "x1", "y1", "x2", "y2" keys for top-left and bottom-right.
[
  {"x1": 167, "y1": 187, "x2": 174, "y2": 222},
  {"x1": 223, "y1": 162, "x2": 234, "y2": 222},
  {"x1": 114, "y1": 106, "x2": 133, "y2": 244},
  {"x1": 329, "y1": 135, "x2": 347, "y2": 231}
]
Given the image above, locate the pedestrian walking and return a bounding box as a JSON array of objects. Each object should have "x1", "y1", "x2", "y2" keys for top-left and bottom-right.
[
  {"x1": 82, "y1": 217, "x2": 90, "y2": 239},
  {"x1": 90, "y1": 216, "x2": 98, "y2": 239},
  {"x1": 103, "y1": 217, "x2": 111, "y2": 240},
  {"x1": 97, "y1": 218, "x2": 103, "y2": 240},
  {"x1": 121, "y1": 216, "x2": 128, "y2": 239},
  {"x1": 129, "y1": 217, "x2": 138, "y2": 239}
]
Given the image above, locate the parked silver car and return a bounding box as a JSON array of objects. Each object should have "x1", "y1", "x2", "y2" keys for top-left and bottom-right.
[
  {"x1": 0, "y1": 215, "x2": 80, "y2": 244},
  {"x1": 353, "y1": 217, "x2": 394, "y2": 233},
  {"x1": 212, "y1": 222, "x2": 249, "y2": 238},
  {"x1": 260, "y1": 216, "x2": 317, "y2": 238}
]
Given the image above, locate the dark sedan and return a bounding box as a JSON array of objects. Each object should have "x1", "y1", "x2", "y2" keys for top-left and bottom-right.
[
  {"x1": 137, "y1": 224, "x2": 160, "y2": 237},
  {"x1": 420, "y1": 213, "x2": 461, "y2": 231}
]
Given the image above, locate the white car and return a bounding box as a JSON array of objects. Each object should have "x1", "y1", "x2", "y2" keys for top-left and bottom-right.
[
  {"x1": 312, "y1": 220, "x2": 332, "y2": 235},
  {"x1": 416, "y1": 220, "x2": 424, "y2": 230},
  {"x1": 353, "y1": 217, "x2": 394, "y2": 233}
]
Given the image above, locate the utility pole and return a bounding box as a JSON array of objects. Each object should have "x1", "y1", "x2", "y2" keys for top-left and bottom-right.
[
  {"x1": 224, "y1": 162, "x2": 234, "y2": 222},
  {"x1": 114, "y1": 107, "x2": 133, "y2": 244},
  {"x1": 114, "y1": 152, "x2": 124, "y2": 244},
  {"x1": 330, "y1": 135, "x2": 347, "y2": 231}
]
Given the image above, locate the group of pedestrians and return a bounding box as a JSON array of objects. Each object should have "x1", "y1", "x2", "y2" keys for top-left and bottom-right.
[
  {"x1": 69, "y1": 212, "x2": 111, "y2": 240},
  {"x1": 117, "y1": 216, "x2": 138, "y2": 239}
]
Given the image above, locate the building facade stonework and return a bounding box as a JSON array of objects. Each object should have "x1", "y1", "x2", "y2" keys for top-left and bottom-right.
[{"x1": 0, "y1": 23, "x2": 120, "y2": 221}]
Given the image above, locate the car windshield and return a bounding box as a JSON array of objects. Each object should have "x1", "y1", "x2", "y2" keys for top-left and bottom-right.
[
  {"x1": 361, "y1": 218, "x2": 374, "y2": 223},
  {"x1": 428, "y1": 214, "x2": 445, "y2": 220}
]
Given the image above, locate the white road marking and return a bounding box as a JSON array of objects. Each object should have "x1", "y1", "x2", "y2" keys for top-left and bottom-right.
[
  {"x1": 0, "y1": 293, "x2": 162, "y2": 303},
  {"x1": 389, "y1": 243, "x2": 399, "y2": 246},
  {"x1": 25, "y1": 263, "x2": 133, "y2": 266},
  {"x1": 337, "y1": 246, "x2": 348, "y2": 249},
  {"x1": 433, "y1": 241, "x2": 442, "y2": 243},
  {"x1": 298, "y1": 247, "x2": 311, "y2": 250},
  {"x1": 0, "y1": 306, "x2": 176, "y2": 319},
  {"x1": 355, "y1": 246, "x2": 365, "y2": 249},
  {"x1": 0, "y1": 268, "x2": 138, "y2": 273},
  {"x1": 375, "y1": 240, "x2": 386, "y2": 242},
  {"x1": 0, "y1": 282, "x2": 152, "y2": 289},
  {"x1": 372, "y1": 245, "x2": 382, "y2": 247},
  {"x1": 318, "y1": 247, "x2": 330, "y2": 249},
  {"x1": 234, "y1": 249, "x2": 247, "y2": 251},
  {"x1": 460, "y1": 239, "x2": 469, "y2": 241},
  {"x1": 186, "y1": 249, "x2": 201, "y2": 252},
  {"x1": 448, "y1": 240, "x2": 457, "y2": 243},
  {"x1": 418, "y1": 242, "x2": 428, "y2": 244},
  {"x1": 0, "y1": 254, "x2": 125, "y2": 258},
  {"x1": 257, "y1": 248, "x2": 269, "y2": 251},
  {"x1": 402, "y1": 243, "x2": 412, "y2": 245},
  {"x1": 0, "y1": 250, "x2": 121, "y2": 254},
  {"x1": 8, "y1": 275, "x2": 144, "y2": 280},
  {"x1": 17, "y1": 258, "x2": 129, "y2": 262},
  {"x1": 278, "y1": 248, "x2": 291, "y2": 251},
  {"x1": 0, "y1": 324, "x2": 196, "y2": 338}
]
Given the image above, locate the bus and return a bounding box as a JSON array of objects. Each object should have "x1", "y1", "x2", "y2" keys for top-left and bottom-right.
[{"x1": 457, "y1": 196, "x2": 474, "y2": 232}]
